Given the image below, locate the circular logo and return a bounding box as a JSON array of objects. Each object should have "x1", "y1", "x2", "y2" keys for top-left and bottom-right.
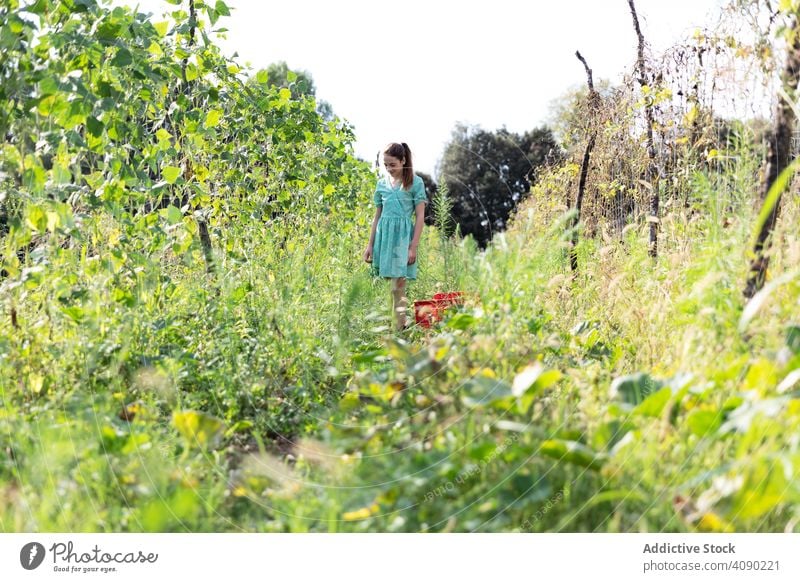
[{"x1": 20, "y1": 542, "x2": 46, "y2": 570}]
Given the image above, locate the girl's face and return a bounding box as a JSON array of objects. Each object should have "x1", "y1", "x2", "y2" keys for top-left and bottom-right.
[{"x1": 383, "y1": 154, "x2": 404, "y2": 178}]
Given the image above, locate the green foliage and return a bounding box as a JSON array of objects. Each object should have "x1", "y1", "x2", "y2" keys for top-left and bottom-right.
[
  {"x1": 1, "y1": 0, "x2": 800, "y2": 535},
  {"x1": 438, "y1": 123, "x2": 562, "y2": 248}
]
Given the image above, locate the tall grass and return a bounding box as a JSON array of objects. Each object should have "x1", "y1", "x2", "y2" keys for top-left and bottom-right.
[{"x1": 2, "y1": 136, "x2": 799, "y2": 532}]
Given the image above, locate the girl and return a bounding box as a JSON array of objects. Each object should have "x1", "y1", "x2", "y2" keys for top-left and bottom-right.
[{"x1": 363, "y1": 142, "x2": 428, "y2": 332}]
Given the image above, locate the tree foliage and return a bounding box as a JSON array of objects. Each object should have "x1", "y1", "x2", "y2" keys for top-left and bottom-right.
[
  {"x1": 0, "y1": 0, "x2": 371, "y2": 280},
  {"x1": 438, "y1": 123, "x2": 562, "y2": 248},
  {"x1": 259, "y1": 60, "x2": 335, "y2": 121}
]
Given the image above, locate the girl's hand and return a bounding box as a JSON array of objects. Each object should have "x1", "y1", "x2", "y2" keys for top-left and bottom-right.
[
  {"x1": 407, "y1": 246, "x2": 417, "y2": 265},
  {"x1": 363, "y1": 246, "x2": 373, "y2": 263}
]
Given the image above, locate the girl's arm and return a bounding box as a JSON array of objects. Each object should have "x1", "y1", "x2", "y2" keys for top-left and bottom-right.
[
  {"x1": 363, "y1": 206, "x2": 382, "y2": 262},
  {"x1": 368, "y1": 206, "x2": 382, "y2": 247}
]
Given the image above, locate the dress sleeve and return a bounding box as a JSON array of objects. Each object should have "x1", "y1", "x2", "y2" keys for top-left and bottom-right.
[
  {"x1": 412, "y1": 177, "x2": 428, "y2": 206},
  {"x1": 373, "y1": 182, "x2": 382, "y2": 207}
]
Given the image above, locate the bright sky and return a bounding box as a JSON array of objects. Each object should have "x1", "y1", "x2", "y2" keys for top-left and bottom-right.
[{"x1": 115, "y1": 0, "x2": 726, "y2": 175}]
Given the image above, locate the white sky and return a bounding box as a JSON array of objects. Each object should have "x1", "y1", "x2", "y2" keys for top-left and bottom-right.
[{"x1": 116, "y1": 0, "x2": 727, "y2": 175}]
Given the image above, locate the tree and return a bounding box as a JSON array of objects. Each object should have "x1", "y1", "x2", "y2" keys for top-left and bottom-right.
[
  {"x1": 437, "y1": 124, "x2": 561, "y2": 248},
  {"x1": 259, "y1": 61, "x2": 335, "y2": 122},
  {"x1": 744, "y1": 9, "x2": 800, "y2": 298},
  {"x1": 627, "y1": 0, "x2": 661, "y2": 258},
  {"x1": 548, "y1": 80, "x2": 615, "y2": 154}
]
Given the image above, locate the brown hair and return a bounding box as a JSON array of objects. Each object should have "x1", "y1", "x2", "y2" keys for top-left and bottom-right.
[{"x1": 383, "y1": 142, "x2": 414, "y2": 190}]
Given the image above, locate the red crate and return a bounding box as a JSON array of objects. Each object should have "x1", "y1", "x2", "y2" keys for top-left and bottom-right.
[
  {"x1": 433, "y1": 291, "x2": 466, "y2": 305},
  {"x1": 414, "y1": 292, "x2": 467, "y2": 328},
  {"x1": 413, "y1": 300, "x2": 441, "y2": 328}
]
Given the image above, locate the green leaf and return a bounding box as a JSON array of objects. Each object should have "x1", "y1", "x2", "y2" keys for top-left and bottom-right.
[
  {"x1": 224, "y1": 420, "x2": 254, "y2": 438},
  {"x1": 633, "y1": 386, "x2": 672, "y2": 417},
  {"x1": 26, "y1": 205, "x2": 46, "y2": 233},
  {"x1": 51, "y1": 163, "x2": 72, "y2": 185},
  {"x1": 86, "y1": 116, "x2": 104, "y2": 137},
  {"x1": 787, "y1": 324, "x2": 800, "y2": 354},
  {"x1": 172, "y1": 410, "x2": 225, "y2": 449},
  {"x1": 100, "y1": 425, "x2": 129, "y2": 454},
  {"x1": 2, "y1": 144, "x2": 22, "y2": 171},
  {"x1": 351, "y1": 348, "x2": 386, "y2": 364},
  {"x1": 539, "y1": 439, "x2": 606, "y2": 470},
  {"x1": 162, "y1": 166, "x2": 182, "y2": 184},
  {"x1": 39, "y1": 76, "x2": 59, "y2": 96},
  {"x1": 185, "y1": 62, "x2": 198, "y2": 81},
  {"x1": 512, "y1": 363, "x2": 562, "y2": 412},
  {"x1": 25, "y1": 0, "x2": 50, "y2": 15},
  {"x1": 446, "y1": 312, "x2": 477, "y2": 330},
  {"x1": 111, "y1": 48, "x2": 133, "y2": 67},
  {"x1": 60, "y1": 305, "x2": 85, "y2": 323},
  {"x1": 743, "y1": 358, "x2": 778, "y2": 391},
  {"x1": 153, "y1": 21, "x2": 169, "y2": 37},
  {"x1": 204, "y1": 109, "x2": 222, "y2": 128},
  {"x1": 22, "y1": 158, "x2": 46, "y2": 194},
  {"x1": 215, "y1": 0, "x2": 231, "y2": 15},
  {"x1": 279, "y1": 87, "x2": 291, "y2": 102},
  {"x1": 750, "y1": 158, "x2": 799, "y2": 252},
  {"x1": 165, "y1": 204, "x2": 182, "y2": 224},
  {"x1": 512, "y1": 363, "x2": 561, "y2": 397},
  {"x1": 729, "y1": 458, "x2": 791, "y2": 519},
  {"x1": 256, "y1": 69, "x2": 269, "y2": 85},
  {"x1": 592, "y1": 419, "x2": 634, "y2": 451},
  {"x1": 97, "y1": 21, "x2": 122, "y2": 41},
  {"x1": 70, "y1": 0, "x2": 96, "y2": 12},
  {"x1": 610, "y1": 372, "x2": 662, "y2": 406},
  {"x1": 686, "y1": 409, "x2": 723, "y2": 437}
]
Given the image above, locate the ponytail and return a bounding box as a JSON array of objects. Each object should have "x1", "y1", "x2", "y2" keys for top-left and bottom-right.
[{"x1": 401, "y1": 142, "x2": 414, "y2": 190}]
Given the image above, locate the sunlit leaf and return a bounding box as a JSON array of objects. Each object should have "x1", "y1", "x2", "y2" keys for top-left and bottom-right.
[
  {"x1": 633, "y1": 386, "x2": 672, "y2": 417},
  {"x1": 729, "y1": 458, "x2": 791, "y2": 519},
  {"x1": 204, "y1": 109, "x2": 222, "y2": 128},
  {"x1": 215, "y1": 0, "x2": 231, "y2": 16},
  {"x1": 172, "y1": 410, "x2": 225, "y2": 449},
  {"x1": 686, "y1": 408, "x2": 722, "y2": 437},
  {"x1": 162, "y1": 166, "x2": 182, "y2": 184},
  {"x1": 153, "y1": 21, "x2": 169, "y2": 37},
  {"x1": 185, "y1": 63, "x2": 198, "y2": 81},
  {"x1": 446, "y1": 312, "x2": 477, "y2": 330}
]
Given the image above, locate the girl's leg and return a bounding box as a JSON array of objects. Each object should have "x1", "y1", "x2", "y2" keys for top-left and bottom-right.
[{"x1": 391, "y1": 277, "x2": 408, "y2": 331}]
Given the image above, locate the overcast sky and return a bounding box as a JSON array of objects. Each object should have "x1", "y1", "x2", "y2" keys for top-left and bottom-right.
[{"x1": 115, "y1": 0, "x2": 727, "y2": 175}]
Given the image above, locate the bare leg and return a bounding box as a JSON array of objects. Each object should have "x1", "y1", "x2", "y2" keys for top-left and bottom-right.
[{"x1": 391, "y1": 277, "x2": 408, "y2": 331}]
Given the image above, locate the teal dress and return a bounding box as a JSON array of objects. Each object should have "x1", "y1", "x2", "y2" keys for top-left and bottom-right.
[{"x1": 371, "y1": 174, "x2": 428, "y2": 280}]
